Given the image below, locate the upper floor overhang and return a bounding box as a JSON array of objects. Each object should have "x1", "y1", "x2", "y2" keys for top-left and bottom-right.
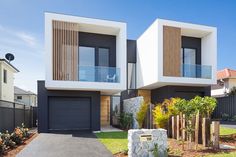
[
  {"x1": 45, "y1": 13, "x2": 127, "y2": 94},
  {"x1": 137, "y1": 19, "x2": 217, "y2": 89}
]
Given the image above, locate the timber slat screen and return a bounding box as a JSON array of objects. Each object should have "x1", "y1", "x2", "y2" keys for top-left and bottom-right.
[
  {"x1": 212, "y1": 95, "x2": 236, "y2": 119},
  {"x1": 0, "y1": 100, "x2": 36, "y2": 132},
  {"x1": 52, "y1": 20, "x2": 79, "y2": 81},
  {"x1": 163, "y1": 26, "x2": 181, "y2": 77}
]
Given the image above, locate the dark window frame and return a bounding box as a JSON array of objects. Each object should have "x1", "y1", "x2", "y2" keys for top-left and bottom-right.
[
  {"x1": 3, "y1": 69, "x2": 7, "y2": 83},
  {"x1": 17, "y1": 96, "x2": 22, "y2": 100}
]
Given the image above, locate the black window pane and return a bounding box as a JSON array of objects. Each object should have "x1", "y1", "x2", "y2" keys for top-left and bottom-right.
[
  {"x1": 98, "y1": 48, "x2": 109, "y2": 67},
  {"x1": 3, "y1": 69, "x2": 7, "y2": 83}
]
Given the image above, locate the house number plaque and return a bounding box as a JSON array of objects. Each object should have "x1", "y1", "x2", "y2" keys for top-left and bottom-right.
[{"x1": 139, "y1": 134, "x2": 152, "y2": 142}]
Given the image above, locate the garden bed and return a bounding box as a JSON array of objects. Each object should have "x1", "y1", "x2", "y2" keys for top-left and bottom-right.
[
  {"x1": 96, "y1": 130, "x2": 236, "y2": 157},
  {"x1": 2, "y1": 133, "x2": 38, "y2": 157},
  {"x1": 0, "y1": 124, "x2": 36, "y2": 157}
]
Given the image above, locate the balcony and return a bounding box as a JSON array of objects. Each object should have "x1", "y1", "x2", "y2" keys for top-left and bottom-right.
[
  {"x1": 181, "y1": 64, "x2": 212, "y2": 79},
  {"x1": 78, "y1": 66, "x2": 120, "y2": 83}
]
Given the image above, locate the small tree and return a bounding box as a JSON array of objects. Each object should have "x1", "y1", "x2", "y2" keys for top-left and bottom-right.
[
  {"x1": 136, "y1": 102, "x2": 148, "y2": 128},
  {"x1": 229, "y1": 86, "x2": 236, "y2": 95}
]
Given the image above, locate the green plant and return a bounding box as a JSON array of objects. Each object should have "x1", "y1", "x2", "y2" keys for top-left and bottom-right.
[
  {"x1": 153, "y1": 98, "x2": 181, "y2": 129},
  {"x1": 222, "y1": 113, "x2": 230, "y2": 121},
  {"x1": 149, "y1": 143, "x2": 159, "y2": 157},
  {"x1": 231, "y1": 115, "x2": 236, "y2": 122},
  {"x1": 153, "y1": 105, "x2": 169, "y2": 129},
  {"x1": 1, "y1": 131, "x2": 15, "y2": 148},
  {"x1": 201, "y1": 96, "x2": 217, "y2": 118},
  {"x1": 119, "y1": 113, "x2": 133, "y2": 130},
  {"x1": 20, "y1": 123, "x2": 30, "y2": 138},
  {"x1": 0, "y1": 136, "x2": 6, "y2": 155},
  {"x1": 136, "y1": 102, "x2": 148, "y2": 128},
  {"x1": 10, "y1": 127, "x2": 24, "y2": 145}
]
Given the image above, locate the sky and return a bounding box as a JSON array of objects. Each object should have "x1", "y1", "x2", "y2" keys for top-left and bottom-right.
[{"x1": 0, "y1": 0, "x2": 236, "y2": 93}]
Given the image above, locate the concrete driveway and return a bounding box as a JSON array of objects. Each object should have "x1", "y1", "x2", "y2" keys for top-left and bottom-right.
[{"x1": 17, "y1": 132, "x2": 113, "y2": 157}]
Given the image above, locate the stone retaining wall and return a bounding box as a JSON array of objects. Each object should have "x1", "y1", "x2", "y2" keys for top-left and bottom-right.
[{"x1": 123, "y1": 96, "x2": 144, "y2": 129}]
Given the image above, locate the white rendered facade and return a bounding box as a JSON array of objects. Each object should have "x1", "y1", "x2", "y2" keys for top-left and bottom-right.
[
  {"x1": 45, "y1": 13, "x2": 127, "y2": 94},
  {"x1": 137, "y1": 19, "x2": 217, "y2": 89}
]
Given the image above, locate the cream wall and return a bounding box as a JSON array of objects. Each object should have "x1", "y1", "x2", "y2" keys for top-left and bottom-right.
[
  {"x1": 0, "y1": 62, "x2": 15, "y2": 102},
  {"x1": 15, "y1": 94, "x2": 37, "y2": 106},
  {"x1": 228, "y1": 78, "x2": 236, "y2": 90}
]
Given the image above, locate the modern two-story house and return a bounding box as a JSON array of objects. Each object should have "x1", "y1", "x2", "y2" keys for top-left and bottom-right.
[{"x1": 38, "y1": 13, "x2": 217, "y2": 133}]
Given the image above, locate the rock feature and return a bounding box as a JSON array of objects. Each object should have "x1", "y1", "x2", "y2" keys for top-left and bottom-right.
[
  {"x1": 123, "y1": 96, "x2": 143, "y2": 129},
  {"x1": 128, "y1": 129, "x2": 168, "y2": 157}
]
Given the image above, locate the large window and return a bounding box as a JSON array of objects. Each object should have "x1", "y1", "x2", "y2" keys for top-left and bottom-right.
[
  {"x1": 79, "y1": 46, "x2": 95, "y2": 81},
  {"x1": 181, "y1": 48, "x2": 196, "y2": 77},
  {"x1": 3, "y1": 69, "x2": 7, "y2": 83}
]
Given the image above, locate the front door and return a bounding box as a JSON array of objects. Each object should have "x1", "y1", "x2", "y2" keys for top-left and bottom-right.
[{"x1": 100, "y1": 96, "x2": 110, "y2": 126}]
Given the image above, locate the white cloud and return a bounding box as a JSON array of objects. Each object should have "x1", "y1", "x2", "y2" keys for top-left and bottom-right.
[
  {"x1": 0, "y1": 24, "x2": 44, "y2": 93},
  {"x1": 16, "y1": 32, "x2": 37, "y2": 46}
]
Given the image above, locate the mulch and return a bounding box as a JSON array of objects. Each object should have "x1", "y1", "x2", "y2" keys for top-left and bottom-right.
[
  {"x1": 1, "y1": 133, "x2": 38, "y2": 157},
  {"x1": 114, "y1": 135, "x2": 236, "y2": 157}
]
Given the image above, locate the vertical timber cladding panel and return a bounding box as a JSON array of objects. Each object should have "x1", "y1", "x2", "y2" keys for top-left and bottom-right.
[
  {"x1": 52, "y1": 20, "x2": 79, "y2": 81},
  {"x1": 100, "y1": 96, "x2": 110, "y2": 126},
  {"x1": 138, "y1": 90, "x2": 151, "y2": 103},
  {"x1": 163, "y1": 26, "x2": 181, "y2": 77}
]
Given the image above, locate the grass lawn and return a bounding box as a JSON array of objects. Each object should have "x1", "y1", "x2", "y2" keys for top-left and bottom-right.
[
  {"x1": 207, "y1": 152, "x2": 236, "y2": 157},
  {"x1": 220, "y1": 127, "x2": 236, "y2": 136},
  {"x1": 95, "y1": 131, "x2": 128, "y2": 154}
]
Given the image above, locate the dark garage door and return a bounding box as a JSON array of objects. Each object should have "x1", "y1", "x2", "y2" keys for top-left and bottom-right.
[{"x1": 49, "y1": 97, "x2": 91, "y2": 131}]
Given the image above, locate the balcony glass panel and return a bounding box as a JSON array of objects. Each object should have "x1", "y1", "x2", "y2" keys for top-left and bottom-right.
[
  {"x1": 78, "y1": 66, "x2": 120, "y2": 83},
  {"x1": 181, "y1": 64, "x2": 212, "y2": 79}
]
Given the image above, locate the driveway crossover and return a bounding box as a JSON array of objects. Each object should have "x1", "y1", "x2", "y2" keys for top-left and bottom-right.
[{"x1": 17, "y1": 132, "x2": 113, "y2": 157}]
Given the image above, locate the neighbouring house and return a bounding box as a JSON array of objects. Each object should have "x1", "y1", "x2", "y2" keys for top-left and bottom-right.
[
  {"x1": 14, "y1": 86, "x2": 37, "y2": 106},
  {"x1": 211, "y1": 68, "x2": 236, "y2": 97},
  {"x1": 38, "y1": 12, "x2": 217, "y2": 133},
  {"x1": 0, "y1": 59, "x2": 19, "y2": 102}
]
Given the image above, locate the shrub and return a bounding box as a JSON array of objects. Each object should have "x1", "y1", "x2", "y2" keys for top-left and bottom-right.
[
  {"x1": 119, "y1": 113, "x2": 133, "y2": 130},
  {"x1": 1, "y1": 131, "x2": 15, "y2": 148},
  {"x1": 231, "y1": 115, "x2": 236, "y2": 122},
  {"x1": 153, "y1": 98, "x2": 181, "y2": 129},
  {"x1": 153, "y1": 105, "x2": 169, "y2": 129},
  {"x1": 20, "y1": 123, "x2": 30, "y2": 139},
  {"x1": 10, "y1": 127, "x2": 24, "y2": 145},
  {"x1": 136, "y1": 102, "x2": 148, "y2": 128},
  {"x1": 0, "y1": 136, "x2": 6, "y2": 155},
  {"x1": 222, "y1": 113, "x2": 230, "y2": 121}
]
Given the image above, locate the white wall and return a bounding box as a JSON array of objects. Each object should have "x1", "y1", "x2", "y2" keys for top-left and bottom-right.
[
  {"x1": 0, "y1": 62, "x2": 15, "y2": 102},
  {"x1": 136, "y1": 20, "x2": 158, "y2": 89}
]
